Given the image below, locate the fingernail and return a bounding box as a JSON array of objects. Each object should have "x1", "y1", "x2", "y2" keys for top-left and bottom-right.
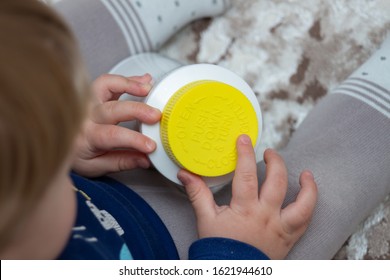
[
  {"x1": 142, "y1": 83, "x2": 152, "y2": 91},
  {"x1": 143, "y1": 74, "x2": 154, "y2": 84},
  {"x1": 151, "y1": 108, "x2": 161, "y2": 118},
  {"x1": 177, "y1": 170, "x2": 190, "y2": 185},
  {"x1": 239, "y1": 134, "x2": 252, "y2": 145},
  {"x1": 143, "y1": 73, "x2": 151, "y2": 79},
  {"x1": 303, "y1": 170, "x2": 314, "y2": 180},
  {"x1": 145, "y1": 139, "x2": 156, "y2": 152}
]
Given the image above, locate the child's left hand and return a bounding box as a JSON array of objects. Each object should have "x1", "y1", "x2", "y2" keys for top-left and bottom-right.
[
  {"x1": 72, "y1": 74, "x2": 161, "y2": 177},
  {"x1": 178, "y1": 135, "x2": 317, "y2": 259}
]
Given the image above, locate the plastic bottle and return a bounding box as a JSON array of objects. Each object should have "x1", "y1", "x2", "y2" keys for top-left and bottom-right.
[{"x1": 110, "y1": 53, "x2": 262, "y2": 188}]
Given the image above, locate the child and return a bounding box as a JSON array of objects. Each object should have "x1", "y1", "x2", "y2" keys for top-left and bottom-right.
[
  {"x1": 54, "y1": 0, "x2": 390, "y2": 260},
  {"x1": 0, "y1": 0, "x2": 317, "y2": 259}
]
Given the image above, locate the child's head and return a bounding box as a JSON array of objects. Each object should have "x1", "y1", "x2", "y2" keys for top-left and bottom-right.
[{"x1": 0, "y1": 0, "x2": 89, "y2": 253}]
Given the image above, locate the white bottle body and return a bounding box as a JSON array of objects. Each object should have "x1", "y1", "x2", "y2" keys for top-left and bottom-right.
[{"x1": 110, "y1": 53, "x2": 262, "y2": 188}]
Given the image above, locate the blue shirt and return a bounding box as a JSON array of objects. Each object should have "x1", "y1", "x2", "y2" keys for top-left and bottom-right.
[{"x1": 58, "y1": 173, "x2": 269, "y2": 260}]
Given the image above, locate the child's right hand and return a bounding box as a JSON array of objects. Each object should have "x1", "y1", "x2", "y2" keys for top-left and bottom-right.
[
  {"x1": 178, "y1": 135, "x2": 318, "y2": 259},
  {"x1": 72, "y1": 73, "x2": 161, "y2": 177}
]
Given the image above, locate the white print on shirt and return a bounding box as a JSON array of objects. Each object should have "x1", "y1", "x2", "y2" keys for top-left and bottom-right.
[
  {"x1": 73, "y1": 234, "x2": 98, "y2": 243},
  {"x1": 69, "y1": 226, "x2": 98, "y2": 243},
  {"x1": 86, "y1": 200, "x2": 125, "y2": 236}
]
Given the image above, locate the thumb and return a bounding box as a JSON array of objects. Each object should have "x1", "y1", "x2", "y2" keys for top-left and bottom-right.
[{"x1": 178, "y1": 170, "x2": 216, "y2": 219}]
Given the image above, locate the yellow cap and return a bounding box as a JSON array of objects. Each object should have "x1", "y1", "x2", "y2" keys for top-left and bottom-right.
[{"x1": 161, "y1": 80, "x2": 258, "y2": 177}]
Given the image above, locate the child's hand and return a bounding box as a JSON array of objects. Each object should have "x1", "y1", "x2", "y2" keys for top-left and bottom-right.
[
  {"x1": 72, "y1": 74, "x2": 161, "y2": 177},
  {"x1": 178, "y1": 135, "x2": 318, "y2": 259}
]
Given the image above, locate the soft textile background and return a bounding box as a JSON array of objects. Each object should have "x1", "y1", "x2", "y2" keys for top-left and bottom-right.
[{"x1": 44, "y1": 0, "x2": 389, "y2": 259}]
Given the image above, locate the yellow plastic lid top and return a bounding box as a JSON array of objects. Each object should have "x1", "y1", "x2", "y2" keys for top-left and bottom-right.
[{"x1": 160, "y1": 80, "x2": 258, "y2": 177}]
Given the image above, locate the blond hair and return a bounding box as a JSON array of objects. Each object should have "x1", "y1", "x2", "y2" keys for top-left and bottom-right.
[{"x1": 0, "y1": 0, "x2": 89, "y2": 251}]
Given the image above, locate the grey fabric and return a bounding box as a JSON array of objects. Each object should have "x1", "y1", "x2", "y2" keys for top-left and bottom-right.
[
  {"x1": 55, "y1": 0, "x2": 131, "y2": 79},
  {"x1": 55, "y1": 0, "x2": 231, "y2": 79},
  {"x1": 282, "y1": 94, "x2": 390, "y2": 259},
  {"x1": 283, "y1": 36, "x2": 390, "y2": 258}
]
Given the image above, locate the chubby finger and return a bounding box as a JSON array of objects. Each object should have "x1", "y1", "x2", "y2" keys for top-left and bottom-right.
[
  {"x1": 92, "y1": 100, "x2": 161, "y2": 125},
  {"x1": 259, "y1": 149, "x2": 288, "y2": 210},
  {"x1": 281, "y1": 170, "x2": 318, "y2": 232},
  {"x1": 88, "y1": 124, "x2": 156, "y2": 153},
  {"x1": 127, "y1": 73, "x2": 153, "y2": 84},
  {"x1": 93, "y1": 74, "x2": 152, "y2": 102},
  {"x1": 231, "y1": 135, "x2": 259, "y2": 207},
  {"x1": 74, "y1": 151, "x2": 151, "y2": 177},
  {"x1": 178, "y1": 169, "x2": 216, "y2": 219}
]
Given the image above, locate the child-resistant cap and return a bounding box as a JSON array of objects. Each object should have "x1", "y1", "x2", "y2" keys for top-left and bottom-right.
[{"x1": 160, "y1": 80, "x2": 258, "y2": 177}]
